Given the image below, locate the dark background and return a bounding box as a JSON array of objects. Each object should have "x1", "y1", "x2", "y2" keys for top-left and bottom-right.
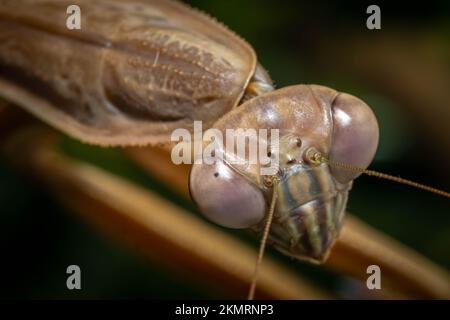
[{"x1": 0, "y1": 0, "x2": 449, "y2": 298}]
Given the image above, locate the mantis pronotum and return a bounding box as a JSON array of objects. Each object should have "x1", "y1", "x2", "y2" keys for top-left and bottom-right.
[{"x1": 0, "y1": 0, "x2": 448, "y2": 299}]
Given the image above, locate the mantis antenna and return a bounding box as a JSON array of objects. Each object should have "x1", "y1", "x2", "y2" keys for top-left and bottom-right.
[
  {"x1": 308, "y1": 151, "x2": 450, "y2": 199},
  {"x1": 247, "y1": 151, "x2": 449, "y2": 300},
  {"x1": 248, "y1": 176, "x2": 279, "y2": 300}
]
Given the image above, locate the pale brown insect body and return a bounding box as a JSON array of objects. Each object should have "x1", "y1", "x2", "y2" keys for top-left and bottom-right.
[
  {"x1": 0, "y1": 0, "x2": 261, "y2": 145},
  {"x1": 0, "y1": 0, "x2": 379, "y2": 263},
  {"x1": 189, "y1": 85, "x2": 378, "y2": 262}
]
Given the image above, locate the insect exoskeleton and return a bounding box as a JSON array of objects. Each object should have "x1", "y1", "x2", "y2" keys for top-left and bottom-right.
[
  {"x1": 0, "y1": 0, "x2": 262, "y2": 146},
  {"x1": 0, "y1": 0, "x2": 379, "y2": 263},
  {"x1": 189, "y1": 85, "x2": 379, "y2": 263}
]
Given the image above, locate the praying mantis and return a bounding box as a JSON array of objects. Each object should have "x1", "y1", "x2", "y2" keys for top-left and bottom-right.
[{"x1": 0, "y1": 0, "x2": 449, "y2": 299}]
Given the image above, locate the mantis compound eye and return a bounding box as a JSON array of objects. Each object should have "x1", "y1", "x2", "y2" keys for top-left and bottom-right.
[
  {"x1": 330, "y1": 93, "x2": 380, "y2": 183},
  {"x1": 189, "y1": 160, "x2": 266, "y2": 229}
]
